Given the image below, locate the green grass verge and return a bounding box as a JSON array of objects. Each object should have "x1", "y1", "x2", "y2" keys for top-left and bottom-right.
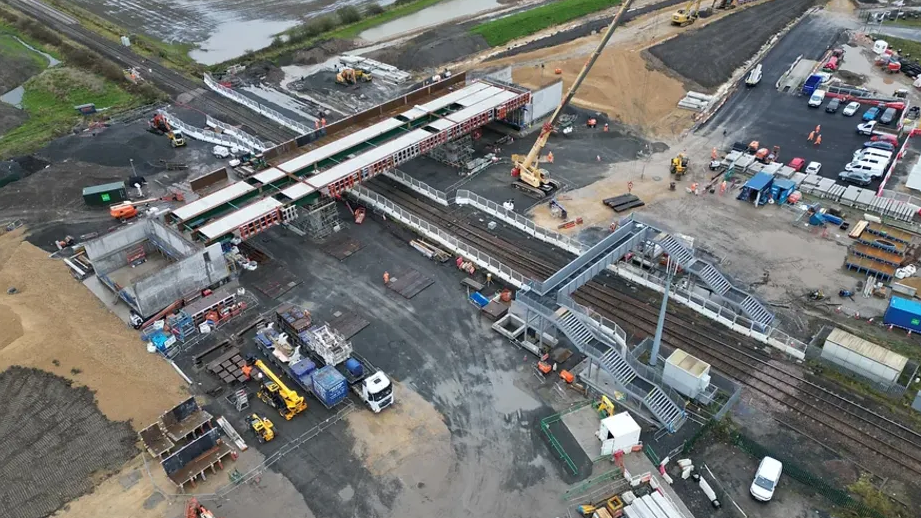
[
  {"x1": 0, "y1": 67, "x2": 142, "y2": 158},
  {"x1": 328, "y1": 0, "x2": 446, "y2": 39},
  {"x1": 471, "y1": 0, "x2": 621, "y2": 47},
  {"x1": 0, "y1": 33, "x2": 51, "y2": 68}
]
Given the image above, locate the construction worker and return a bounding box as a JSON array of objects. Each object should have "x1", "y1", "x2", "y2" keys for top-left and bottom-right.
[
  {"x1": 314, "y1": 120, "x2": 320, "y2": 130},
  {"x1": 241, "y1": 364, "x2": 253, "y2": 380},
  {"x1": 596, "y1": 155, "x2": 601, "y2": 162},
  {"x1": 603, "y1": 123, "x2": 609, "y2": 132},
  {"x1": 711, "y1": 147, "x2": 718, "y2": 160},
  {"x1": 815, "y1": 134, "x2": 822, "y2": 147},
  {"x1": 815, "y1": 124, "x2": 821, "y2": 134},
  {"x1": 320, "y1": 117, "x2": 327, "y2": 127},
  {"x1": 383, "y1": 271, "x2": 390, "y2": 284},
  {"x1": 719, "y1": 181, "x2": 727, "y2": 195},
  {"x1": 587, "y1": 118, "x2": 597, "y2": 128},
  {"x1": 547, "y1": 151, "x2": 554, "y2": 163},
  {"x1": 807, "y1": 130, "x2": 815, "y2": 142}
]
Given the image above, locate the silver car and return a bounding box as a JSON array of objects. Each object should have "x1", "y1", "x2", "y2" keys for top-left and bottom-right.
[{"x1": 842, "y1": 101, "x2": 861, "y2": 116}]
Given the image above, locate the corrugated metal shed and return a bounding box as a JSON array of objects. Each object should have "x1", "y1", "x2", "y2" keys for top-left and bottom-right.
[
  {"x1": 82, "y1": 181, "x2": 125, "y2": 195},
  {"x1": 822, "y1": 328, "x2": 907, "y2": 384}
]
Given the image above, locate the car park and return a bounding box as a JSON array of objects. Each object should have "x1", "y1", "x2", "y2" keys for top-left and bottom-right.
[
  {"x1": 805, "y1": 161, "x2": 821, "y2": 175},
  {"x1": 863, "y1": 106, "x2": 881, "y2": 121},
  {"x1": 825, "y1": 98, "x2": 841, "y2": 113},
  {"x1": 863, "y1": 141, "x2": 895, "y2": 151},
  {"x1": 750, "y1": 457, "x2": 784, "y2": 502},
  {"x1": 842, "y1": 101, "x2": 861, "y2": 116},
  {"x1": 838, "y1": 170, "x2": 873, "y2": 186},
  {"x1": 880, "y1": 107, "x2": 898, "y2": 125},
  {"x1": 857, "y1": 121, "x2": 877, "y2": 136}
]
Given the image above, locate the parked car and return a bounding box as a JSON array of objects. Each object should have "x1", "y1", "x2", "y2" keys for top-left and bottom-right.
[
  {"x1": 825, "y1": 98, "x2": 841, "y2": 113},
  {"x1": 805, "y1": 161, "x2": 822, "y2": 175},
  {"x1": 838, "y1": 170, "x2": 874, "y2": 186},
  {"x1": 863, "y1": 106, "x2": 881, "y2": 121},
  {"x1": 808, "y1": 89, "x2": 826, "y2": 107},
  {"x1": 880, "y1": 107, "x2": 898, "y2": 125},
  {"x1": 787, "y1": 157, "x2": 806, "y2": 172},
  {"x1": 857, "y1": 121, "x2": 877, "y2": 136},
  {"x1": 871, "y1": 133, "x2": 899, "y2": 145},
  {"x1": 842, "y1": 101, "x2": 861, "y2": 116},
  {"x1": 863, "y1": 141, "x2": 895, "y2": 151},
  {"x1": 750, "y1": 457, "x2": 784, "y2": 501}
]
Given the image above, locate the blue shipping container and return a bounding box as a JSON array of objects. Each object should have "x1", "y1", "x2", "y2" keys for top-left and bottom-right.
[
  {"x1": 311, "y1": 366, "x2": 348, "y2": 407},
  {"x1": 884, "y1": 296, "x2": 921, "y2": 333}
]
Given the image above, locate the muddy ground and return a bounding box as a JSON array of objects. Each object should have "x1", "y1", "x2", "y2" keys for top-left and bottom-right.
[
  {"x1": 0, "y1": 367, "x2": 139, "y2": 518},
  {"x1": 647, "y1": 0, "x2": 818, "y2": 90},
  {"x1": 367, "y1": 24, "x2": 491, "y2": 72}
]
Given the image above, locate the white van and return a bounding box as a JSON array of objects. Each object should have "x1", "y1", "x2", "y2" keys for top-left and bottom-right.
[
  {"x1": 808, "y1": 89, "x2": 826, "y2": 107},
  {"x1": 853, "y1": 148, "x2": 893, "y2": 161},
  {"x1": 746, "y1": 64, "x2": 763, "y2": 86},
  {"x1": 847, "y1": 161, "x2": 887, "y2": 178}
]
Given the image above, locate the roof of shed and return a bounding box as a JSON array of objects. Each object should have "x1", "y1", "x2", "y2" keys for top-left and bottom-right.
[{"x1": 826, "y1": 328, "x2": 908, "y2": 371}]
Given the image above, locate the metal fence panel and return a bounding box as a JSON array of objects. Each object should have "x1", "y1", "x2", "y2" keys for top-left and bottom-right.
[{"x1": 204, "y1": 74, "x2": 312, "y2": 137}]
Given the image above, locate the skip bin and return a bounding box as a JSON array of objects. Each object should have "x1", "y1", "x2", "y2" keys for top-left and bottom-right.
[{"x1": 884, "y1": 296, "x2": 921, "y2": 333}]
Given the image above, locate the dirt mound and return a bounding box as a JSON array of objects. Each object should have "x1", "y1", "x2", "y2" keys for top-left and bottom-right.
[
  {"x1": 0, "y1": 303, "x2": 23, "y2": 350},
  {"x1": 648, "y1": 0, "x2": 817, "y2": 89},
  {"x1": 0, "y1": 366, "x2": 138, "y2": 518},
  {"x1": 0, "y1": 228, "x2": 187, "y2": 427},
  {"x1": 0, "y1": 102, "x2": 27, "y2": 137},
  {"x1": 368, "y1": 25, "x2": 490, "y2": 71},
  {"x1": 0, "y1": 54, "x2": 43, "y2": 95},
  {"x1": 290, "y1": 38, "x2": 355, "y2": 65}
]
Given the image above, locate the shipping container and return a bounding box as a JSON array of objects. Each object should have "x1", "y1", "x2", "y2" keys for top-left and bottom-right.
[
  {"x1": 82, "y1": 181, "x2": 127, "y2": 206},
  {"x1": 311, "y1": 366, "x2": 348, "y2": 408},
  {"x1": 884, "y1": 296, "x2": 921, "y2": 333}
]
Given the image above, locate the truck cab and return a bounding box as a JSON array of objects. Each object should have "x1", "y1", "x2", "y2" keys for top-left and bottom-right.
[{"x1": 355, "y1": 371, "x2": 394, "y2": 412}]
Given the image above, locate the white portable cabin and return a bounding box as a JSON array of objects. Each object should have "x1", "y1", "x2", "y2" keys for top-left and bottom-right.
[
  {"x1": 663, "y1": 349, "x2": 711, "y2": 399},
  {"x1": 598, "y1": 412, "x2": 641, "y2": 456}
]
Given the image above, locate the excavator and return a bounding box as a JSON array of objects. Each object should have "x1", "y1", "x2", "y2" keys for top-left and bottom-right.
[
  {"x1": 149, "y1": 113, "x2": 186, "y2": 147},
  {"x1": 672, "y1": 0, "x2": 702, "y2": 26},
  {"x1": 510, "y1": 0, "x2": 636, "y2": 199},
  {"x1": 670, "y1": 153, "x2": 689, "y2": 178},
  {"x1": 336, "y1": 67, "x2": 372, "y2": 85},
  {"x1": 251, "y1": 359, "x2": 307, "y2": 420},
  {"x1": 248, "y1": 414, "x2": 275, "y2": 443}
]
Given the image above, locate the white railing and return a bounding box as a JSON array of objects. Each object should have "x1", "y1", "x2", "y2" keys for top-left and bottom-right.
[
  {"x1": 158, "y1": 110, "x2": 265, "y2": 154},
  {"x1": 612, "y1": 262, "x2": 807, "y2": 360},
  {"x1": 383, "y1": 169, "x2": 449, "y2": 206},
  {"x1": 455, "y1": 189, "x2": 587, "y2": 255},
  {"x1": 348, "y1": 185, "x2": 529, "y2": 287},
  {"x1": 204, "y1": 73, "x2": 313, "y2": 137},
  {"x1": 205, "y1": 114, "x2": 269, "y2": 151}
]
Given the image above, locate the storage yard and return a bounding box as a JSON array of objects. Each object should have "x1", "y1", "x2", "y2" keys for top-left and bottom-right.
[{"x1": 5, "y1": 1, "x2": 921, "y2": 518}]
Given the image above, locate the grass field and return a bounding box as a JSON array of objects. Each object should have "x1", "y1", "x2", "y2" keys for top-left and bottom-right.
[
  {"x1": 0, "y1": 33, "x2": 51, "y2": 69},
  {"x1": 0, "y1": 67, "x2": 139, "y2": 158},
  {"x1": 471, "y1": 0, "x2": 621, "y2": 47}
]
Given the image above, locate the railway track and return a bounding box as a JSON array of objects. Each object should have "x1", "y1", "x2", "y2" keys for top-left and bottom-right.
[
  {"x1": 369, "y1": 178, "x2": 921, "y2": 479},
  {"x1": 9, "y1": 0, "x2": 299, "y2": 144}
]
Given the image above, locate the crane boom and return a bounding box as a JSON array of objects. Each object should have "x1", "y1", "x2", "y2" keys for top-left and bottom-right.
[
  {"x1": 254, "y1": 359, "x2": 297, "y2": 398},
  {"x1": 516, "y1": 0, "x2": 636, "y2": 174}
]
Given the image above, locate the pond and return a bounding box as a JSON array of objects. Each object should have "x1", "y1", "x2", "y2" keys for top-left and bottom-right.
[{"x1": 0, "y1": 36, "x2": 60, "y2": 110}]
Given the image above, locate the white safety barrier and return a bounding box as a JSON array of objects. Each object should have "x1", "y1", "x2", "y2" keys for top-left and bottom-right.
[
  {"x1": 455, "y1": 189, "x2": 586, "y2": 256},
  {"x1": 158, "y1": 110, "x2": 265, "y2": 154},
  {"x1": 349, "y1": 186, "x2": 528, "y2": 287},
  {"x1": 205, "y1": 115, "x2": 269, "y2": 151},
  {"x1": 383, "y1": 169, "x2": 450, "y2": 206},
  {"x1": 612, "y1": 262, "x2": 806, "y2": 360},
  {"x1": 204, "y1": 73, "x2": 314, "y2": 136}
]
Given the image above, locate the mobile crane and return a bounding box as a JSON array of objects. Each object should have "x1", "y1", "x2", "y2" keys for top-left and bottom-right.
[
  {"x1": 510, "y1": 0, "x2": 636, "y2": 199},
  {"x1": 251, "y1": 359, "x2": 307, "y2": 420}
]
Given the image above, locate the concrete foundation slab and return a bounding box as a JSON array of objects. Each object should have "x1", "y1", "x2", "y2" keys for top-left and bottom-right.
[
  {"x1": 561, "y1": 404, "x2": 603, "y2": 460},
  {"x1": 107, "y1": 255, "x2": 171, "y2": 289}
]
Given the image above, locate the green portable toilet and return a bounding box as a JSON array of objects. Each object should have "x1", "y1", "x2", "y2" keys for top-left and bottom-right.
[{"x1": 82, "y1": 181, "x2": 127, "y2": 207}]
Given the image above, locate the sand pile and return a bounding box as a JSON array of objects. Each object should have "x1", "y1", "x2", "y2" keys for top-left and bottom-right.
[{"x1": 0, "y1": 227, "x2": 187, "y2": 428}]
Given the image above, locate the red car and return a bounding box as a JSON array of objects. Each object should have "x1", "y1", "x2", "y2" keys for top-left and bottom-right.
[
  {"x1": 787, "y1": 157, "x2": 806, "y2": 172},
  {"x1": 871, "y1": 134, "x2": 899, "y2": 145}
]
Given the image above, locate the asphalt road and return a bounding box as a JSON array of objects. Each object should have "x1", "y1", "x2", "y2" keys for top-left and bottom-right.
[{"x1": 701, "y1": 13, "x2": 891, "y2": 189}]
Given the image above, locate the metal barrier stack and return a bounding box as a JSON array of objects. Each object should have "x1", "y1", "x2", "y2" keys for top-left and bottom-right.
[
  {"x1": 205, "y1": 115, "x2": 269, "y2": 151},
  {"x1": 157, "y1": 110, "x2": 267, "y2": 154},
  {"x1": 204, "y1": 74, "x2": 314, "y2": 136}
]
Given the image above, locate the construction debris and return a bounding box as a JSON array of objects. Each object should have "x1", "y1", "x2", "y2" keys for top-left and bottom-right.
[{"x1": 603, "y1": 194, "x2": 645, "y2": 212}]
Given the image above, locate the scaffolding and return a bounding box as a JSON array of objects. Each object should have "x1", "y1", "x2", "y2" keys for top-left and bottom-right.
[
  {"x1": 426, "y1": 134, "x2": 474, "y2": 171},
  {"x1": 291, "y1": 198, "x2": 340, "y2": 239}
]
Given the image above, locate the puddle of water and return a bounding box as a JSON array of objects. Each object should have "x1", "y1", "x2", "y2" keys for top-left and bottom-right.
[
  {"x1": 189, "y1": 19, "x2": 299, "y2": 65},
  {"x1": 14, "y1": 36, "x2": 60, "y2": 67},
  {"x1": 490, "y1": 370, "x2": 541, "y2": 414},
  {"x1": 1, "y1": 85, "x2": 24, "y2": 109},
  {"x1": 359, "y1": 0, "x2": 501, "y2": 42},
  {"x1": 837, "y1": 44, "x2": 901, "y2": 94}
]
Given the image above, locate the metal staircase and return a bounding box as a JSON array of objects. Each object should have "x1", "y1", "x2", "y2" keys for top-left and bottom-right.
[
  {"x1": 550, "y1": 305, "x2": 686, "y2": 432},
  {"x1": 652, "y1": 232, "x2": 774, "y2": 327}
]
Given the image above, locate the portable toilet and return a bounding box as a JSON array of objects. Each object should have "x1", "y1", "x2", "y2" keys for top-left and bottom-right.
[{"x1": 873, "y1": 39, "x2": 889, "y2": 55}]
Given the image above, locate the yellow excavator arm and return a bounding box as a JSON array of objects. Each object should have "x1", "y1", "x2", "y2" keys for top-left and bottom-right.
[{"x1": 513, "y1": 0, "x2": 636, "y2": 178}]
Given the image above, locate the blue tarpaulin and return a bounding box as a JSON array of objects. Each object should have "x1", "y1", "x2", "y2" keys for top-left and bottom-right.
[{"x1": 469, "y1": 292, "x2": 490, "y2": 308}]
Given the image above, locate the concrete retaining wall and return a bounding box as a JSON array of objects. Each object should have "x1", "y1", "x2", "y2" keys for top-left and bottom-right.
[{"x1": 132, "y1": 243, "x2": 229, "y2": 316}]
